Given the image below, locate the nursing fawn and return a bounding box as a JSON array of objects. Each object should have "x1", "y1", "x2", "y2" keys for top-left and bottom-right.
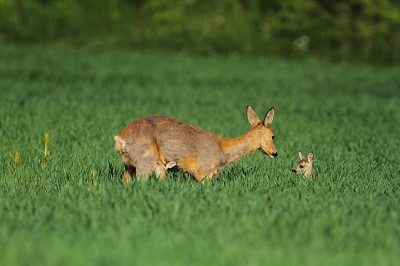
[{"x1": 114, "y1": 106, "x2": 278, "y2": 182}]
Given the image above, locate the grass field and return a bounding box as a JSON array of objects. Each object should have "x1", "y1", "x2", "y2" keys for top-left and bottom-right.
[{"x1": 0, "y1": 45, "x2": 399, "y2": 265}]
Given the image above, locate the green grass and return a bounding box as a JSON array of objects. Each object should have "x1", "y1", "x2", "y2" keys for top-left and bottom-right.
[{"x1": 0, "y1": 45, "x2": 399, "y2": 265}]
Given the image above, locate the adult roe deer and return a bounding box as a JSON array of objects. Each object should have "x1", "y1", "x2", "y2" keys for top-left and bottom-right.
[
  {"x1": 114, "y1": 105, "x2": 278, "y2": 182},
  {"x1": 292, "y1": 150, "x2": 314, "y2": 178}
]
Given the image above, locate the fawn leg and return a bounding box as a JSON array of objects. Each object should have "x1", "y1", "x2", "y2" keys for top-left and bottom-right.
[{"x1": 155, "y1": 163, "x2": 167, "y2": 180}]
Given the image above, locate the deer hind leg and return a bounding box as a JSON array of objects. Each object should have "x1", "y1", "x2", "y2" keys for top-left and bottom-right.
[
  {"x1": 135, "y1": 149, "x2": 163, "y2": 181},
  {"x1": 123, "y1": 164, "x2": 135, "y2": 183}
]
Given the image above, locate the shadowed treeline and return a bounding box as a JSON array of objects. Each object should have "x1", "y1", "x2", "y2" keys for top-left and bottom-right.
[{"x1": 1, "y1": 0, "x2": 399, "y2": 65}]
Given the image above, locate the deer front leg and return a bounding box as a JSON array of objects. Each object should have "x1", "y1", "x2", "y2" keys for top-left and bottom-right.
[{"x1": 197, "y1": 171, "x2": 218, "y2": 184}]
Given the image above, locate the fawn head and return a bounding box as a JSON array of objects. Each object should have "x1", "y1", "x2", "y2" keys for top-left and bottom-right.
[
  {"x1": 247, "y1": 106, "x2": 278, "y2": 158},
  {"x1": 292, "y1": 150, "x2": 313, "y2": 177}
]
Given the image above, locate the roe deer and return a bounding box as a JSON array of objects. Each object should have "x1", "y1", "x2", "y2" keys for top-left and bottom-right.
[
  {"x1": 114, "y1": 105, "x2": 278, "y2": 182},
  {"x1": 292, "y1": 150, "x2": 313, "y2": 177}
]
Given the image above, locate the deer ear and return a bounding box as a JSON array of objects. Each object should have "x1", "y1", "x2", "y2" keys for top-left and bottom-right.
[
  {"x1": 299, "y1": 150, "x2": 305, "y2": 160},
  {"x1": 246, "y1": 105, "x2": 261, "y2": 126},
  {"x1": 308, "y1": 152, "x2": 314, "y2": 164},
  {"x1": 263, "y1": 107, "x2": 274, "y2": 126}
]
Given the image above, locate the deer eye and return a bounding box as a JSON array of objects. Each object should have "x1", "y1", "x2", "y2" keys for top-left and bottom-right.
[
  {"x1": 299, "y1": 165, "x2": 304, "y2": 169},
  {"x1": 272, "y1": 136, "x2": 275, "y2": 140}
]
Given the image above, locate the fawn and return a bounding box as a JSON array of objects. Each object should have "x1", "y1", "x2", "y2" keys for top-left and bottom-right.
[
  {"x1": 292, "y1": 150, "x2": 313, "y2": 177},
  {"x1": 114, "y1": 105, "x2": 278, "y2": 182}
]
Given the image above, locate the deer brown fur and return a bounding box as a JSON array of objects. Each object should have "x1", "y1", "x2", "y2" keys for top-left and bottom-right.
[
  {"x1": 292, "y1": 150, "x2": 313, "y2": 178},
  {"x1": 114, "y1": 106, "x2": 278, "y2": 182}
]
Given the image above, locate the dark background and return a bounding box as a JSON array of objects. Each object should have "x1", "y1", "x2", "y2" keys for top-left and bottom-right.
[{"x1": 1, "y1": 0, "x2": 399, "y2": 66}]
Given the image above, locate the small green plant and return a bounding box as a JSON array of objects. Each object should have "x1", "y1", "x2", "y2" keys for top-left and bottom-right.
[
  {"x1": 91, "y1": 168, "x2": 97, "y2": 178},
  {"x1": 9, "y1": 151, "x2": 21, "y2": 170},
  {"x1": 33, "y1": 132, "x2": 57, "y2": 170}
]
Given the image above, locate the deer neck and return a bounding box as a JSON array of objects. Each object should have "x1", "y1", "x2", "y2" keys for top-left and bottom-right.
[{"x1": 221, "y1": 125, "x2": 261, "y2": 166}]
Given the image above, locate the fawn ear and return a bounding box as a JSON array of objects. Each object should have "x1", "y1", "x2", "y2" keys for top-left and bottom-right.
[
  {"x1": 308, "y1": 152, "x2": 314, "y2": 164},
  {"x1": 247, "y1": 105, "x2": 261, "y2": 126},
  {"x1": 263, "y1": 107, "x2": 274, "y2": 126},
  {"x1": 299, "y1": 150, "x2": 306, "y2": 160},
  {"x1": 166, "y1": 162, "x2": 177, "y2": 169}
]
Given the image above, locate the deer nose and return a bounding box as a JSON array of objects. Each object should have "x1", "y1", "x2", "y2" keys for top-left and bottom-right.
[
  {"x1": 292, "y1": 169, "x2": 297, "y2": 174},
  {"x1": 272, "y1": 152, "x2": 278, "y2": 157}
]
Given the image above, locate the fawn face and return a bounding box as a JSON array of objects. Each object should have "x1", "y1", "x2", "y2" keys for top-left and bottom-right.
[
  {"x1": 292, "y1": 150, "x2": 313, "y2": 177},
  {"x1": 247, "y1": 106, "x2": 278, "y2": 158}
]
